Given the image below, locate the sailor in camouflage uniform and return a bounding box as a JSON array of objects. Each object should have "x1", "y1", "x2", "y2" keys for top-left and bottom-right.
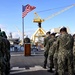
[
  {"x1": 0, "y1": 31, "x2": 6, "y2": 75},
  {"x1": 49, "y1": 34, "x2": 60, "y2": 75},
  {"x1": 56, "y1": 27, "x2": 74, "y2": 75},
  {"x1": 46, "y1": 33, "x2": 56, "y2": 72},
  {"x1": 1, "y1": 31, "x2": 10, "y2": 75},
  {"x1": 43, "y1": 31, "x2": 50, "y2": 68},
  {"x1": 73, "y1": 34, "x2": 75, "y2": 74}
]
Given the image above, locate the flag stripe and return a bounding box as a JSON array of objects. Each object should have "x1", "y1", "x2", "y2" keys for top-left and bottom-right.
[{"x1": 22, "y1": 4, "x2": 36, "y2": 18}]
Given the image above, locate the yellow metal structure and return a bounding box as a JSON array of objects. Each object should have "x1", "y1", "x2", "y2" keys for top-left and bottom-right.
[
  {"x1": 33, "y1": 12, "x2": 44, "y2": 23},
  {"x1": 32, "y1": 4, "x2": 75, "y2": 43},
  {"x1": 31, "y1": 28, "x2": 46, "y2": 43},
  {"x1": 33, "y1": 4, "x2": 75, "y2": 24}
]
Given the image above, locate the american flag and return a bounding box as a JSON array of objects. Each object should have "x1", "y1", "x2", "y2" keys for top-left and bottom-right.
[{"x1": 22, "y1": 4, "x2": 36, "y2": 18}]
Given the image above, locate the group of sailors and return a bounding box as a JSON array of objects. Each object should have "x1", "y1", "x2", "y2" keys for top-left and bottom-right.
[
  {"x1": 1, "y1": 26, "x2": 75, "y2": 75},
  {"x1": 43, "y1": 27, "x2": 75, "y2": 75},
  {"x1": 0, "y1": 29, "x2": 10, "y2": 75}
]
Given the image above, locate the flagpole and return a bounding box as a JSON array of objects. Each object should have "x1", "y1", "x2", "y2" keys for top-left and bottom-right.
[
  {"x1": 22, "y1": 5, "x2": 24, "y2": 45},
  {"x1": 22, "y1": 4, "x2": 36, "y2": 45}
]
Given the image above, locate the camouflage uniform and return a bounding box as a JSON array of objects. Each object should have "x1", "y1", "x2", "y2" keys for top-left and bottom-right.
[
  {"x1": 48, "y1": 37, "x2": 56, "y2": 71},
  {"x1": 0, "y1": 36, "x2": 6, "y2": 75},
  {"x1": 73, "y1": 38, "x2": 75, "y2": 73},
  {"x1": 1, "y1": 31, "x2": 10, "y2": 75},
  {"x1": 43, "y1": 36, "x2": 50, "y2": 68},
  {"x1": 6, "y1": 40, "x2": 10, "y2": 75},
  {"x1": 57, "y1": 33, "x2": 74, "y2": 75},
  {"x1": 4, "y1": 39, "x2": 10, "y2": 75},
  {"x1": 50, "y1": 40, "x2": 58, "y2": 73}
]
